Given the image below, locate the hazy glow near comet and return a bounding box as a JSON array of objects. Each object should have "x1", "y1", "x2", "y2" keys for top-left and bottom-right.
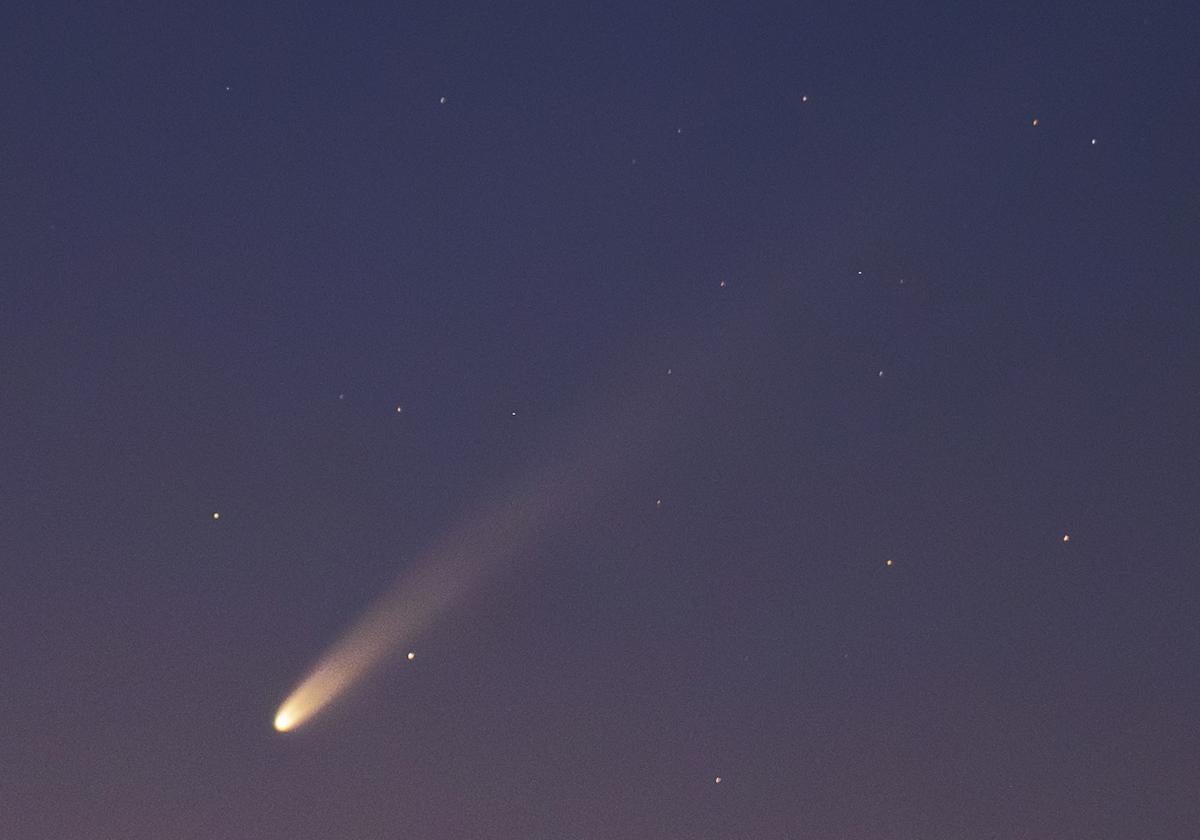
[
  {"x1": 273, "y1": 536, "x2": 490, "y2": 732},
  {"x1": 271, "y1": 337, "x2": 720, "y2": 733},
  {"x1": 273, "y1": 404, "x2": 653, "y2": 732}
]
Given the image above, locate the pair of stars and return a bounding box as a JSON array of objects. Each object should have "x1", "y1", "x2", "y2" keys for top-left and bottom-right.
[{"x1": 1030, "y1": 117, "x2": 1099, "y2": 145}]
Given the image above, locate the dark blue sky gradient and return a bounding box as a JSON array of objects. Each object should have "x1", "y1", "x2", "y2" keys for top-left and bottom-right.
[{"x1": 2, "y1": 1, "x2": 1198, "y2": 837}]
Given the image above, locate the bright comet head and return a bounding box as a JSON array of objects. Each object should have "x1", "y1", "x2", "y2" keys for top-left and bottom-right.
[{"x1": 271, "y1": 660, "x2": 355, "y2": 733}]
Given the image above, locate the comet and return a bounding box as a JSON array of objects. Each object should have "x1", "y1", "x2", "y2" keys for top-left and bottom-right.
[
  {"x1": 272, "y1": 360, "x2": 689, "y2": 732},
  {"x1": 270, "y1": 290, "x2": 771, "y2": 734},
  {"x1": 273, "y1": 485, "x2": 556, "y2": 731}
]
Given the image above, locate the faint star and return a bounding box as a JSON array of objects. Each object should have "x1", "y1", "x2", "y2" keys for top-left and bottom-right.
[
  {"x1": 655, "y1": 498, "x2": 663, "y2": 508},
  {"x1": 407, "y1": 651, "x2": 415, "y2": 661},
  {"x1": 719, "y1": 280, "x2": 727, "y2": 288},
  {"x1": 878, "y1": 369, "x2": 884, "y2": 377},
  {"x1": 396, "y1": 405, "x2": 404, "y2": 414},
  {"x1": 714, "y1": 776, "x2": 722, "y2": 784},
  {"x1": 511, "y1": 410, "x2": 518, "y2": 416},
  {"x1": 885, "y1": 558, "x2": 893, "y2": 567},
  {"x1": 212, "y1": 512, "x2": 220, "y2": 520},
  {"x1": 439, "y1": 95, "x2": 446, "y2": 104},
  {"x1": 1062, "y1": 533, "x2": 1071, "y2": 542},
  {"x1": 801, "y1": 95, "x2": 808, "y2": 102},
  {"x1": 1090, "y1": 138, "x2": 1097, "y2": 145},
  {"x1": 1032, "y1": 118, "x2": 1039, "y2": 126}
]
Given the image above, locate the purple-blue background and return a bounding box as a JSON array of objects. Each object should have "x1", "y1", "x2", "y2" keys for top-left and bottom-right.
[{"x1": 3, "y1": 1, "x2": 1198, "y2": 837}]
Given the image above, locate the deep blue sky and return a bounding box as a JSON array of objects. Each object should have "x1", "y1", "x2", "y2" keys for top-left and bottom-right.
[{"x1": 3, "y1": 1, "x2": 1199, "y2": 837}]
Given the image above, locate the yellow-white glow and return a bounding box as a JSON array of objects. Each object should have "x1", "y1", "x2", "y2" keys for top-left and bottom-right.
[
  {"x1": 271, "y1": 355, "x2": 684, "y2": 734},
  {"x1": 271, "y1": 496, "x2": 552, "y2": 732},
  {"x1": 273, "y1": 621, "x2": 413, "y2": 733}
]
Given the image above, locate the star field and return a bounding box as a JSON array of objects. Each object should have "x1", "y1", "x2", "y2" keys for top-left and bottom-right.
[{"x1": 2, "y1": 1, "x2": 1199, "y2": 838}]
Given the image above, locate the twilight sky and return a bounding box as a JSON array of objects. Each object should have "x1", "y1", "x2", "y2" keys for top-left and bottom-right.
[{"x1": 2, "y1": 1, "x2": 1199, "y2": 838}]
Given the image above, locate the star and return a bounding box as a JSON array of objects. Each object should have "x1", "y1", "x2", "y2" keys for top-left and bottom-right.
[
  {"x1": 1062, "y1": 533, "x2": 1071, "y2": 543},
  {"x1": 439, "y1": 95, "x2": 446, "y2": 104},
  {"x1": 1031, "y1": 118, "x2": 1039, "y2": 126},
  {"x1": 212, "y1": 512, "x2": 220, "y2": 520},
  {"x1": 655, "y1": 498, "x2": 663, "y2": 508},
  {"x1": 1090, "y1": 138, "x2": 1097, "y2": 145},
  {"x1": 396, "y1": 405, "x2": 404, "y2": 414},
  {"x1": 407, "y1": 651, "x2": 415, "y2": 661},
  {"x1": 885, "y1": 558, "x2": 894, "y2": 567},
  {"x1": 714, "y1": 776, "x2": 723, "y2": 784}
]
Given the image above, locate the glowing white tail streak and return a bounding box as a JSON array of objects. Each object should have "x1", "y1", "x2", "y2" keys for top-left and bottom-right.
[
  {"x1": 274, "y1": 482, "x2": 557, "y2": 731},
  {"x1": 273, "y1": 381, "x2": 668, "y2": 732},
  {"x1": 271, "y1": 312, "x2": 751, "y2": 734}
]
